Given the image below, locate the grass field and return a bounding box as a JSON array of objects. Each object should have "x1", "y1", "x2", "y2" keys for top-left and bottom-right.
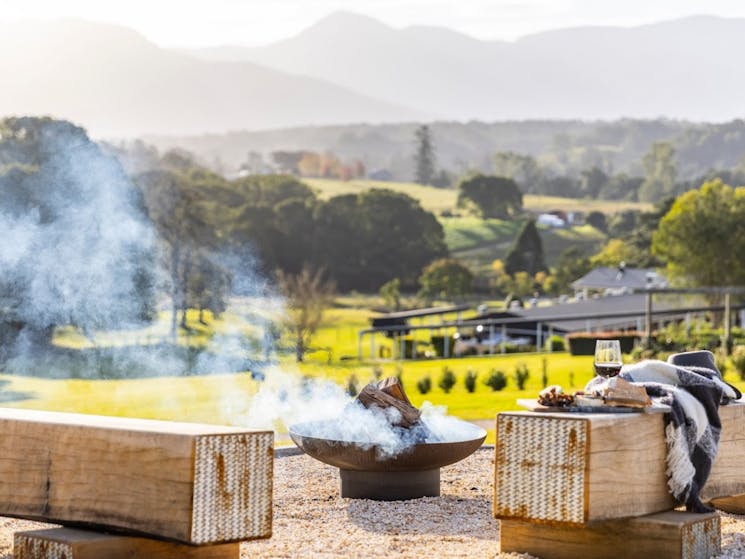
[{"x1": 305, "y1": 178, "x2": 651, "y2": 216}]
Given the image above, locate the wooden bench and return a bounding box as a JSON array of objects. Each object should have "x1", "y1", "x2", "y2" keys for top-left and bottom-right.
[
  {"x1": 14, "y1": 528, "x2": 240, "y2": 559},
  {"x1": 494, "y1": 401, "x2": 745, "y2": 558},
  {"x1": 494, "y1": 401, "x2": 745, "y2": 524},
  {"x1": 0, "y1": 408, "x2": 273, "y2": 545}
]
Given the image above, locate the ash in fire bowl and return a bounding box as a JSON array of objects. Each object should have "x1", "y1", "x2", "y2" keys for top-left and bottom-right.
[{"x1": 289, "y1": 378, "x2": 486, "y2": 500}]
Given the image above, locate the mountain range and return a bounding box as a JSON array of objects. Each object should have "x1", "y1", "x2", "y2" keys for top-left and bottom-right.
[
  {"x1": 3, "y1": 13, "x2": 745, "y2": 137},
  {"x1": 187, "y1": 11, "x2": 745, "y2": 123}
]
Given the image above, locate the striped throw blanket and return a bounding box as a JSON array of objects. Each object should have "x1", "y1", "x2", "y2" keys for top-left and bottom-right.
[{"x1": 619, "y1": 352, "x2": 740, "y2": 512}]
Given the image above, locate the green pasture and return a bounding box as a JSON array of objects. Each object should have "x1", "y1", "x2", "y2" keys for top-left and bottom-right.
[
  {"x1": 305, "y1": 178, "x2": 651, "y2": 216},
  {"x1": 306, "y1": 178, "x2": 457, "y2": 214}
]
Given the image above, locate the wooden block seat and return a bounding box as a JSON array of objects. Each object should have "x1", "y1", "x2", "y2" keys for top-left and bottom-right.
[
  {"x1": 0, "y1": 408, "x2": 273, "y2": 545},
  {"x1": 14, "y1": 528, "x2": 240, "y2": 559},
  {"x1": 494, "y1": 401, "x2": 745, "y2": 524},
  {"x1": 499, "y1": 510, "x2": 721, "y2": 559}
]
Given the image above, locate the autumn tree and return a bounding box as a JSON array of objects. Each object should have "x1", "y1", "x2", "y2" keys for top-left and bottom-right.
[{"x1": 277, "y1": 267, "x2": 335, "y2": 362}]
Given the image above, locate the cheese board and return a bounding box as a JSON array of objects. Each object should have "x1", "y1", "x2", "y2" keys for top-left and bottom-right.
[{"x1": 516, "y1": 398, "x2": 671, "y2": 414}]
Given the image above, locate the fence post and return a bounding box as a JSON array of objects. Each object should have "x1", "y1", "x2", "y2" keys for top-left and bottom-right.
[
  {"x1": 644, "y1": 291, "x2": 653, "y2": 349},
  {"x1": 724, "y1": 292, "x2": 732, "y2": 354},
  {"x1": 501, "y1": 324, "x2": 507, "y2": 354}
]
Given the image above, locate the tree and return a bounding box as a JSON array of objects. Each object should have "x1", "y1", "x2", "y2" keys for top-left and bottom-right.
[
  {"x1": 585, "y1": 211, "x2": 607, "y2": 233},
  {"x1": 589, "y1": 239, "x2": 636, "y2": 268},
  {"x1": 639, "y1": 142, "x2": 678, "y2": 202},
  {"x1": 379, "y1": 278, "x2": 402, "y2": 311},
  {"x1": 579, "y1": 167, "x2": 609, "y2": 199},
  {"x1": 418, "y1": 258, "x2": 473, "y2": 302},
  {"x1": 0, "y1": 117, "x2": 156, "y2": 349},
  {"x1": 493, "y1": 152, "x2": 544, "y2": 193},
  {"x1": 456, "y1": 174, "x2": 523, "y2": 219},
  {"x1": 277, "y1": 267, "x2": 335, "y2": 362},
  {"x1": 551, "y1": 247, "x2": 592, "y2": 295},
  {"x1": 504, "y1": 220, "x2": 547, "y2": 276},
  {"x1": 414, "y1": 125, "x2": 435, "y2": 185},
  {"x1": 314, "y1": 189, "x2": 447, "y2": 291},
  {"x1": 227, "y1": 174, "x2": 318, "y2": 275},
  {"x1": 653, "y1": 180, "x2": 745, "y2": 287},
  {"x1": 137, "y1": 169, "x2": 219, "y2": 335}
]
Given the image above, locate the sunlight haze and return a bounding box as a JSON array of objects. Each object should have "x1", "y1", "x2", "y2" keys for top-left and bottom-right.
[{"x1": 4, "y1": 0, "x2": 745, "y2": 46}]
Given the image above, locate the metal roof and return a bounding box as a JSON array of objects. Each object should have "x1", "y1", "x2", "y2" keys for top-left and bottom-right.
[
  {"x1": 494, "y1": 293, "x2": 714, "y2": 332},
  {"x1": 571, "y1": 266, "x2": 667, "y2": 291},
  {"x1": 371, "y1": 304, "x2": 471, "y2": 321}
]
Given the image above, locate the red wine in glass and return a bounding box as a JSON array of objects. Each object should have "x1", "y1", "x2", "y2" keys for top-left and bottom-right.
[
  {"x1": 594, "y1": 363, "x2": 622, "y2": 378},
  {"x1": 594, "y1": 340, "x2": 623, "y2": 378}
]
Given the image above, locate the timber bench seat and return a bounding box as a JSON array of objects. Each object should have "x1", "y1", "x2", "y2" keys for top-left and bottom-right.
[
  {"x1": 0, "y1": 408, "x2": 273, "y2": 546},
  {"x1": 494, "y1": 401, "x2": 745, "y2": 558}
]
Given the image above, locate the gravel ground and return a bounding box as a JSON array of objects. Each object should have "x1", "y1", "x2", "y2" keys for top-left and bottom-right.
[{"x1": 1, "y1": 446, "x2": 744, "y2": 558}]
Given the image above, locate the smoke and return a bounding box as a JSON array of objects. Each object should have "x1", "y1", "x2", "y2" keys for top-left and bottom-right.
[
  {"x1": 239, "y1": 370, "x2": 483, "y2": 458},
  {"x1": 0, "y1": 119, "x2": 155, "y2": 359}
]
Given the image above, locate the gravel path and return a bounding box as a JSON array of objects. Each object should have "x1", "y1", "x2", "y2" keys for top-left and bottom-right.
[{"x1": 1, "y1": 446, "x2": 744, "y2": 558}]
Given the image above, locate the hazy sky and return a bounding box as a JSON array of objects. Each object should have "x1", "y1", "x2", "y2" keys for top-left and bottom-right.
[{"x1": 4, "y1": 0, "x2": 745, "y2": 47}]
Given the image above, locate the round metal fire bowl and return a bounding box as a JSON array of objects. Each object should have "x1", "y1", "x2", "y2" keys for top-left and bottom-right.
[{"x1": 288, "y1": 419, "x2": 486, "y2": 472}]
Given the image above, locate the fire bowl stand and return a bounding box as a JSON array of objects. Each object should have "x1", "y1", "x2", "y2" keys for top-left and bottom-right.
[{"x1": 339, "y1": 468, "x2": 440, "y2": 500}]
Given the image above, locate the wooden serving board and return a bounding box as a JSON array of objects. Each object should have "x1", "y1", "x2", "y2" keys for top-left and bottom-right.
[{"x1": 516, "y1": 398, "x2": 671, "y2": 414}]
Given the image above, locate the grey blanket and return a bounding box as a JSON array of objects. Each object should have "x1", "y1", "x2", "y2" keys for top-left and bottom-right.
[{"x1": 618, "y1": 356, "x2": 739, "y2": 512}]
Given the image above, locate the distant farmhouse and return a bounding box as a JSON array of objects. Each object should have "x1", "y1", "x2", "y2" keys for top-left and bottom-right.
[{"x1": 536, "y1": 210, "x2": 582, "y2": 228}]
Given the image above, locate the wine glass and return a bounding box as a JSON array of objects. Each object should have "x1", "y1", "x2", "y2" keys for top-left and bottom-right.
[{"x1": 594, "y1": 340, "x2": 623, "y2": 378}]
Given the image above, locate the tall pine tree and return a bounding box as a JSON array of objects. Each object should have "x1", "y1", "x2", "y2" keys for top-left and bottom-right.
[
  {"x1": 414, "y1": 125, "x2": 435, "y2": 185},
  {"x1": 504, "y1": 220, "x2": 547, "y2": 276}
]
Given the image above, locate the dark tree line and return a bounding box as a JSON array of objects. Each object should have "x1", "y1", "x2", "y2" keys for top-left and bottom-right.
[{"x1": 135, "y1": 163, "x2": 448, "y2": 308}]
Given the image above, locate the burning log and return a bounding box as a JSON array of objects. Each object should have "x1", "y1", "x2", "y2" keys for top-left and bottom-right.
[{"x1": 356, "y1": 378, "x2": 421, "y2": 428}]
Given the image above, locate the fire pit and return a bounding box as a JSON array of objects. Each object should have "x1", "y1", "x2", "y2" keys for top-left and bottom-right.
[{"x1": 289, "y1": 418, "x2": 486, "y2": 500}]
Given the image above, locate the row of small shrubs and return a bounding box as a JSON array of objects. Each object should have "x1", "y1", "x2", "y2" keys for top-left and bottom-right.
[
  {"x1": 413, "y1": 364, "x2": 532, "y2": 394},
  {"x1": 345, "y1": 361, "x2": 544, "y2": 398}
]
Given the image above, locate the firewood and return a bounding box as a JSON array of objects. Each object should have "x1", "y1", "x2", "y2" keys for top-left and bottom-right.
[
  {"x1": 376, "y1": 377, "x2": 412, "y2": 406},
  {"x1": 356, "y1": 382, "x2": 421, "y2": 428}
]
